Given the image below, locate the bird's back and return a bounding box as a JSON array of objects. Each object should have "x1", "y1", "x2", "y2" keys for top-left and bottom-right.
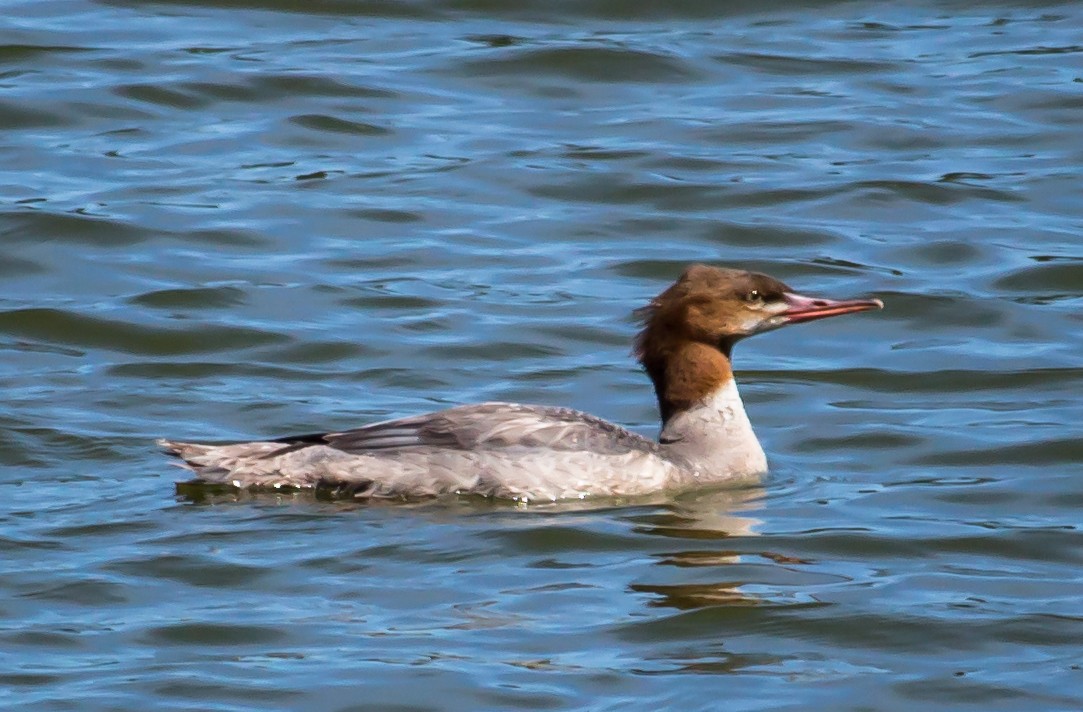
[{"x1": 161, "y1": 402, "x2": 678, "y2": 501}]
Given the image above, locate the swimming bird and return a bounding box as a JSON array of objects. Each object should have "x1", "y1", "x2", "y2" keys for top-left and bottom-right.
[{"x1": 160, "y1": 265, "x2": 882, "y2": 501}]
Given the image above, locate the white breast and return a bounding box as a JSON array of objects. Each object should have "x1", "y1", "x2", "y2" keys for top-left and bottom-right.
[{"x1": 659, "y1": 379, "x2": 767, "y2": 484}]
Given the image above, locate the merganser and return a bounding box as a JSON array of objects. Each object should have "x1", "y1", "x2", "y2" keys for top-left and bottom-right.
[{"x1": 161, "y1": 265, "x2": 882, "y2": 501}]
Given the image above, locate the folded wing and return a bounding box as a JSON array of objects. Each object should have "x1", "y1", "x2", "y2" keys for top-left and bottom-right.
[
  {"x1": 303, "y1": 402, "x2": 658, "y2": 456},
  {"x1": 161, "y1": 402, "x2": 665, "y2": 499}
]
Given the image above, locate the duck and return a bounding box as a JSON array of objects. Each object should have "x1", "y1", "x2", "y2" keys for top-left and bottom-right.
[{"x1": 160, "y1": 265, "x2": 882, "y2": 501}]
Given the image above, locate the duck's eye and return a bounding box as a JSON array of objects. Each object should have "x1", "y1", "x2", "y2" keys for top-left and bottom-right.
[{"x1": 743, "y1": 290, "x2": 764, "y2": 304}]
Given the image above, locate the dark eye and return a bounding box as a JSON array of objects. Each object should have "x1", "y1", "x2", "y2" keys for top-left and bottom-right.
[{"x1": 743, "y1": 290, "x2": 763, "y2": 304}]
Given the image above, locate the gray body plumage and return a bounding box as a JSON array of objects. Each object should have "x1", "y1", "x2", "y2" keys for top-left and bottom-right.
[{"x1": 160, "y1": 383, "x2": 766, "y2": 502}]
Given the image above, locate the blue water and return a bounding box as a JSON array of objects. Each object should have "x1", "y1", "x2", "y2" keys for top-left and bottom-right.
[{"x1": 2, "y1": 1, "x2": 1082, "y2": 709}]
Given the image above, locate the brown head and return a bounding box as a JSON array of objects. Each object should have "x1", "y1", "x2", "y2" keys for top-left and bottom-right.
[{"x1": 635, "y1": 264, "x2": 883, "y2": 424}]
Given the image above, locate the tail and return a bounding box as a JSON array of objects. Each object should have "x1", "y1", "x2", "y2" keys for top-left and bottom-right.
[
  {"x1": 158, "y1": 438, "x2": 306, "y2": 486},
  {"x1": 157, "y1": 439, "x2": 219, "y2": 465},
  {"x1": 158, "y1": 438, "x2": 383, "y2": 497}
]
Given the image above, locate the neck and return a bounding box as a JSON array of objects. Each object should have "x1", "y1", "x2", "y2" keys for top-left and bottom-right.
[
  {"x1": 658, "y1": 377, "x2": 767, "y2": 480},
  {"x1": 640, "y1": 340, "x2": 766, "y2": 479},
  {"x1": 643, "y1": 341, "x2": 734, "y2": 427}
]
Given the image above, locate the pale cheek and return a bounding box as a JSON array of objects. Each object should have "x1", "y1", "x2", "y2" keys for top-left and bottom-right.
[{"x1": 739, "y1": 315, "x2": 763, "y2": 333}]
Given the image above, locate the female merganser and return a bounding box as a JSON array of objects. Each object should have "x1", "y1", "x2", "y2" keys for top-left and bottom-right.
[{"x1": 161, "y1": 265, "x2": 882, "y2": 501}]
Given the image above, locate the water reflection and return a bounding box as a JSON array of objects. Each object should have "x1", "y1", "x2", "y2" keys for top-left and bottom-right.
[
  {"x1": 174, "y1": 481, "x2": 763, "y2": 520},
  {"x1": 627, "y1": 485, "x2": 832, "y2": 610},
  {"x1": 631, "y1": 581, "x2": 759, "y2": 609},
  {"x1": 176, "y1": 479, "x2": 823, "y2": 611},
  {"x1": 630, "y1": 485, "x2": 764, "y2": 541}
]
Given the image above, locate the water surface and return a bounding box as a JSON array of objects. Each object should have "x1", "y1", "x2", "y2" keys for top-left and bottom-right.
[{"x1": 2, "y1": 0, "x2": 1082, "y2": 709}]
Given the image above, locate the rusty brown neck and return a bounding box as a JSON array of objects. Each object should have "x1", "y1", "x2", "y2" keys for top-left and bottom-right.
[{"x1": 640, "y1": 341, "x2": 734, "y2": 426}]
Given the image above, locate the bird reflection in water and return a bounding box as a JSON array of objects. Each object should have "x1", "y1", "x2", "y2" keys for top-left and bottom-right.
[{"x1": 627, "y1": 485, "x2": 812, "y2": 610}]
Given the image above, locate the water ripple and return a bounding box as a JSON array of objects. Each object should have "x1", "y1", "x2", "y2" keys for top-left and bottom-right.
[{"x1": 2, "y1": 1, "x2": 1082, "y2": 710}]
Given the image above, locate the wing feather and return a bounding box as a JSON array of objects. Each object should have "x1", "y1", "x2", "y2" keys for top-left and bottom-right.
[{"x1": 278, "y1": 402, "x2": 658, "y2": 457}]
